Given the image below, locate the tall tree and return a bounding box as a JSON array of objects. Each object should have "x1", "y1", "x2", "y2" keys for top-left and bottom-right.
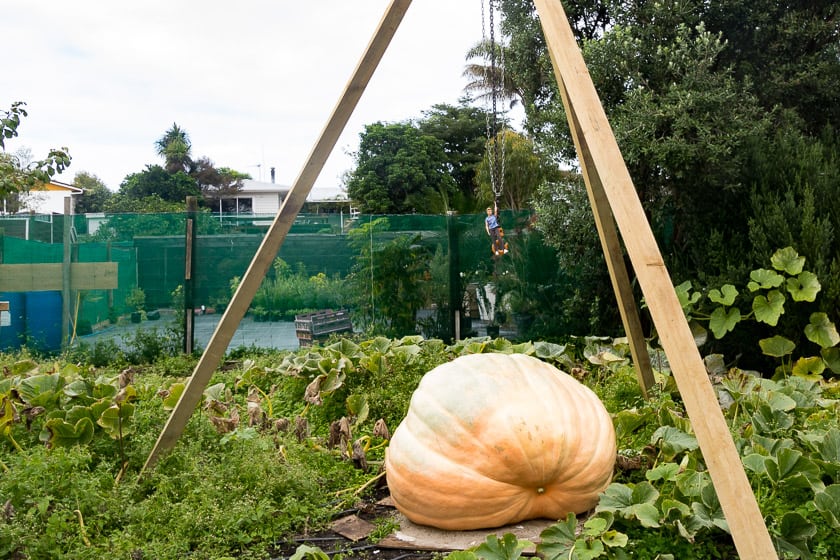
[
  {"x1": 73, "y1": 171, "x2": 112, "y2": 213},
  {"x1": 190, "y1": 157, "x2": 247, "y2": 209},
  {"x1": 500, "y1": 0, "x2": 840, "y2": 330},
  {"x1": 474, "y1": 129, "x2": 547, "y2": 211},
  {"x1": 155, "y1": 123, "x2": 192, "y2": 174},
  {"x1": 416, "y1": 102, "x2": 489, "y2": 212},
  {"x1": 118, "y1": 165, "x2": 200, "y2": 204},
  {"x1": 345, "y1": 122, "x2": 458, "y2": 214}
]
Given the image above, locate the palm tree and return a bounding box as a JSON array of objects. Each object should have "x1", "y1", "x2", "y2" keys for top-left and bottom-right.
[
  {"x1": 463, "y1": 39, "x2": 523, "y2": 109},
  {"x1": 155, "y1": 123, "x2": 193, "y2": 174}
]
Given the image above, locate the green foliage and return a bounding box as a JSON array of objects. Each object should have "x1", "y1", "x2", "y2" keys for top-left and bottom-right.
[
  {"x1": 251, "y1": 259, "x2": 347, "y2": 321},
  {"x1": 417, "y1": 102, "x2": 490, "y2": 213},
  {"x1": 3, "y1": 312, "x2": 840, "y2": 559},
  {"x1": 72, "y1": 171, "x2": 112, "y2": 213},
  {"x1": 345, "y1": 121, "x2": 458, "y2": 214},
  {"x1": 474, "y1": 130, "x2": 547, "y2": 211},
  {"x1": 676, "y1": 247, "x2": 839, "y2": 380},
  {"x1": 117, "y1": 164, "x2": 200, "y2": 204},
  {"x1": 347, "y1": 218, "x2": 430, "y2": 337},
  {"x1": 0, "y1": 101, "x2": 72, "y2": 199}
]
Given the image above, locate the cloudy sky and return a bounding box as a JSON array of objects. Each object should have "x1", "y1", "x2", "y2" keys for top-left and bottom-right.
[{"x1": 3, "y1": 1, "x2": 496, "y2": 199}]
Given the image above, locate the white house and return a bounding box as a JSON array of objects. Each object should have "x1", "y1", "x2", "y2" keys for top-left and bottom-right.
[
  {"x1": 213, "y1": 179, "x2": 291, "y2": 215},
  {"x1": 14, "y1": 180, "x2": 83, "y2": 214}
]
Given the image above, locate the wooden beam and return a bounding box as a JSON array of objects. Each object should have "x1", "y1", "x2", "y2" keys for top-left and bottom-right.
[
  {"x1": 0, "y1": 263, "x2": 118, "y2": 291},
  {"x1": 556, "y1": 77, "x2": 655, "y2": 397},
  {"x1": 531, "y1": 1, "x2": 775, "y2": 557},
  {"x1": 141, "y1": 0, "x2": 414, "y2": 475}
]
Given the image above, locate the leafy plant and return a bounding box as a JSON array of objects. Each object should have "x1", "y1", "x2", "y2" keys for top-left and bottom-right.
[{"x1": 675, "y1": 247, "x2": 839, "y2": 380}]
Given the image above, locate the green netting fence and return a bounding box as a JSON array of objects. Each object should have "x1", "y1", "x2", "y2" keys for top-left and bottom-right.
[{"x1": 0, "y1": 209, "x2": 571, "y2": 353}]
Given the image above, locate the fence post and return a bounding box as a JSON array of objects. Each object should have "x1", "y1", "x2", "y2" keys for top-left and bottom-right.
[
  {"x1": 184, "y1": 196, "x2": 198, "y2": 354},
  {"x1": 446, "y1": 211, "x2": 461, "y2": 342},
  {"x1": 62, "y1": 198, "x2": 72, "y2": 348}
]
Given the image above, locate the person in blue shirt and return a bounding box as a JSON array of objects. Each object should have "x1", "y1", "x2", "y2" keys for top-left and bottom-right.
[{"x1": 485, "y1": 203, "x2": 508, "y2": 256}]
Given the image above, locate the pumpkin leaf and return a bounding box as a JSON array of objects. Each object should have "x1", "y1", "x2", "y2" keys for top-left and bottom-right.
[
  {"x1": 791, "y1": 356, "x2": 825, "y2": 381},
  {"x1": 9, "y1": 359, "x2": 39, "y2": 376},
  {"x1": 764, "y1": 448, "x2": 821, "y2": 490},
  {"x1": 41, "y1": 417, "x2": 95, "y2": 448},
  {"x1": 814, "y1": 485, "x2": 840, "y2": 529},
  {"x1": 63, "y1": 379, "x2": 93, "y2": 400},
  {"x1": 346, "y1": 394, "x2": 369, "y2": 426},
  {"x1": 473, "y1": 533, "x2": 532, "y2": 560},
  {"x1": 773, "y1": 512, "x2": 816, "y2": 559},
  {"x1": 599, "y1": 529, "x2": 628, "y2": 548},
  {"x1": 572, "y1": 539, "x2": 605, "y2": 560},
  {"x1": 752, "y1": 290, "x2": 786, "y2": 326},
  {"x1": 822, "y1": 347, "x2": 840, "y2": 373},
  {"x1": 675, "y1": 469, "x2": 710, "y2": 498},
  {"x1": 289, "y1": 544, "x2": 331, "y2": 560},
  {"x1": 536, "y1": 513, "x2": 577, "y2": 560},
  {"x1": 709, "y1": 306, "x2": 741, "y2": 339},
  {"x1": 752, "y1": 403, "x2": 794, "y2": 435},
  {"x1": 613, "y1": 409, "x2": 651, "y2": 440},
  {"x1": 748, "y1": 268, "x2": 785, "y2": 290},
  {"x1": 597, "y1": 482, "x2": 661, "y2": 527},
  {"x1": 162, "y1": 382, "x2": 185, "y2": 410},
  {"x1": 18, "y1": 373, "x2": 64, "y2": 407},
  {"x1": 651, "y1": 426, "x2": 698, "y2": 461},
  {"x1": 804, "y1": 312, "x2": 840, "y2": 349},
  {"x1": 786, "y1": 271, "x2": 821, "y2": 302},
  {"x1": 771, "y1": 247, "x2": 805, "y2": 275},
  {"x1": 675, "y1": 281, "x2": 701, "y2": 313},
  {"x1": 96, "y1": 403, "x2": 136, "y2": 439},
  {"x1": 708, "y1": 284, "x2": 738, "y2": 306},
  {"x1": 646, "y1": 462, "x2": 680, "y2": 482},
  {"x1": 759, "y1": 335, "x2": 796, "y2": 358}
]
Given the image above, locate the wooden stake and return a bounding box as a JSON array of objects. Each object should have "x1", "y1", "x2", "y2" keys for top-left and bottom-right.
[
  {"x1": 141, "y1": 0, "x2": 414, "y2": 475},
  {"x1": 531, "y1": 1, "x2": 775, "y2": 557},
  {"x1": 556, "y1": 76, "x2": 655, "y2": 397}
]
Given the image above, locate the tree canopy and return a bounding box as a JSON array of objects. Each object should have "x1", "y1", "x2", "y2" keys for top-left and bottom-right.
[
  {"x1": 0, "y1": 102, "x2": 72, "y2": 202},
  {"x1": 345, "y1": 121, "x2": 458, "y2": 214},
  {"x1": 497, "y1": 0, "x2": 840, "y2": 333}
]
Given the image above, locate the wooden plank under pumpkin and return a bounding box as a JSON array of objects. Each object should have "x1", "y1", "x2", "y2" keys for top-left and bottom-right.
[{"x1": 531, "y1": 0, "x2": 775, "y2": 558}]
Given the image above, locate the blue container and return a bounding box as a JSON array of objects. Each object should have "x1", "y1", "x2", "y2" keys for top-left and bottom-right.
[
  {"x1": 25, "y1": 291, "x2": 63, "y2": 353},
  {"x1": 0, "y1": 292, "x2": 26, "y2": 351}
]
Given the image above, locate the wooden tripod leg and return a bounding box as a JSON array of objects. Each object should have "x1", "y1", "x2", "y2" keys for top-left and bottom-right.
[
  {"x1": 531, "y1": 1, "x2": 775, "y2": 557},
  {"x1": 140, "y1": 0, "x2": 414, "y2": 476}
]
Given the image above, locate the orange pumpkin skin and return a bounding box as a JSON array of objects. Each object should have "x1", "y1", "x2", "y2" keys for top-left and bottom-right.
[{"x1": 384, "y1": 353, "x2": 616, "y2": 530}]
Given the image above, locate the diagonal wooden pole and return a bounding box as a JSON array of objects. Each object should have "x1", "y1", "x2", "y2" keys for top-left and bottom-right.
[
  {"x1": 531, "y1": 1, "x2": 775, "y2": 558},
  {"x1": 141, "y1": 0, "x2": 414, "y2": 475},
  {"x1": 556, "y1": 76, "x2": 655, "y2": 397}
]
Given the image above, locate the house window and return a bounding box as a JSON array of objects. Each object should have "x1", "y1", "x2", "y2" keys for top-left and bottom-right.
[{"x1": 220, "y1": 197, "x2": 253, "y2": 215}]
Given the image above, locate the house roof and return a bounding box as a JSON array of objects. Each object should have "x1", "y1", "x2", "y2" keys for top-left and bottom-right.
[
  {"x1": 239, "y1": 180, "x2": 291, "y2": 194},
  {"x1": 40, "y1": 180, "x2": 83, "y2": 194}
]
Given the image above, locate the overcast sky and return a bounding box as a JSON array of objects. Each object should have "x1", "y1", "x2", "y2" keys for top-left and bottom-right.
[{"x1": 4, "y1": 1, "x2": 497, "y2": 199}]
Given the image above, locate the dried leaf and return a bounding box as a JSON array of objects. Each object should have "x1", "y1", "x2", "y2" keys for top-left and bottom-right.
[
  {"x1": 373, "y1": 418, "x2": 390, "y2": 441},
  {"x1": 352, "y1": 438, "x2": 368, "y2": 471},
  {"x1": 294, "y1": 416, "x2": 309, "y2": 442},
  {"x1": 304, "y1": 376, "x2": 323, "y2": 405},
  {"x1": 328, "y1": 420, "x2": 342, "y2": 448},
  {"x1": 246, "y1": 390, "x2": 264, "y2": 426},
  {"x1": 274, "y1": 418, "x2": 290, "y2": 432}
]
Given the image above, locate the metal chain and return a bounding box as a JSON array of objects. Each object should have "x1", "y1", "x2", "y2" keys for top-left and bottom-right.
[{"x1": 482, "y1": 0, "x2": 505, "y2": 203}]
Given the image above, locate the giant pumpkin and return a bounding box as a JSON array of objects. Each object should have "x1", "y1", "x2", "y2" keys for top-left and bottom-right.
[{"x1": 384, "y1": 353, "x2": 616, "y2": 530}]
